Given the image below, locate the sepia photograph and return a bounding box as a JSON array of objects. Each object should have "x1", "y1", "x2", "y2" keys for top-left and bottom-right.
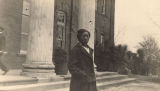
[{"x1": 0, "y1": 0, "x2": 160, "y2": 91}]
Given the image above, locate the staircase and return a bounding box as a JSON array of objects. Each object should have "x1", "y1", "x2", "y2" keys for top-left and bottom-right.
[{"x1": 0, "y1": 72, "x2": 136, "y2": 91}]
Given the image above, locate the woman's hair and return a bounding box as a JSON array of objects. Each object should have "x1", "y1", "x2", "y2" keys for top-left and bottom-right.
[{"x1": 77, "y1": 29, "x2": 90, "y2": 41}]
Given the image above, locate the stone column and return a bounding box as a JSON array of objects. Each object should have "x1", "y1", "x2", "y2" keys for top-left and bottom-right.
[
  {"x1": 78, "y1": 0, "x2": 96, "y2": 68},
  {"x1": 22, "y1": 0, "x2": 55, "y2": 78},
  {"x1": 78, "y1": 0, "x2": 95, "y2": 49}
]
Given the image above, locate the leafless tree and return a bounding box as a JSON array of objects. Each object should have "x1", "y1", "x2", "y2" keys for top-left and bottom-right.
[{"x1": 138, "y1": 35, "x2": 160, "y2": 76}]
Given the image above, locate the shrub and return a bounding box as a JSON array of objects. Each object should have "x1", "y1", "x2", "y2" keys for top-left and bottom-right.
[
  {"x1": 94, "y1": 42, "x2": 105, "y2": 71},
  {"x1": 53, "y1": 47, "x2": 67, "y2": 64}
]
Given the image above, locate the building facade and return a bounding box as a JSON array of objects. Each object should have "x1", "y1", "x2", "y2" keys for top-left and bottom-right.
[{"x1": 0, "y1": 0, "x2": 115, "y2": 77}]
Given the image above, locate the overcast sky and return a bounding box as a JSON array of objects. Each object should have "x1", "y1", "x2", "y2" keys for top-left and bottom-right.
[{"x1": 114, "y1": 0, "x2": 160, "y2": 52}]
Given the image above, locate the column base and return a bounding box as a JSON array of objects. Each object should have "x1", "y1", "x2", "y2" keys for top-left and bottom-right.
[
  {"x1": 21, "y1": 63, "x2": 56, "y2": 78},
  {"x1": 21, "y1": 72, "x2": 56, "y2": 78}
]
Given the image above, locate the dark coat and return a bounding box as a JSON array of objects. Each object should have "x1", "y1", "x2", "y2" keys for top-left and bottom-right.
[{"x1": 68, "y1": 43, "x2": 97, "y2": 91}]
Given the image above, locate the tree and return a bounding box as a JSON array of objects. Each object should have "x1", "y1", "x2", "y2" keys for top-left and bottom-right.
[{"x1": 138, "y1": 35, "x2": 160, "y2": 75}]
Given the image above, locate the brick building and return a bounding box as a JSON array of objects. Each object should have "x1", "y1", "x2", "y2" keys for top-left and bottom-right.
[{"x1": 0, "y1": 0, "x2": 115, "y2": 77}]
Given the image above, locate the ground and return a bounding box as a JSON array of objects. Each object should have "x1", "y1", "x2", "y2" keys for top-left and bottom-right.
[
  {"x1": 102, "y1": 81, "x2": 160, "y2": 91},
  {"x1": 53, "y1": 80, "x2": 160, "y2": 91}
]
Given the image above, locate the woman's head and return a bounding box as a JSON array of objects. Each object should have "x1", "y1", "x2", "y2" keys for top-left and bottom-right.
[{"x1": 77, "y1": 29, "x2": 90, "y2": 46}]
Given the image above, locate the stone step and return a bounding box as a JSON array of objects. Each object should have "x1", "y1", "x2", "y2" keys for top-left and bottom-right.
[
  {"x1": 0, "y1": 75, "x2": 38, "y2": 86},
  {"x1": 0, "y1": 72, "x2": 127, "y2": 91},
  {"x1": 0, "y1": 80, "x2": 69, "y2": 91},
  {"x1": 0, "y1": 72, "x2": 134, "y2": 91},
  {"x1": 61, "y1": 71, "x2": 118, "y2": 80},
  {"x1": 96, "y1": 72, "x2": 118, "y2": 77},
  {"x1": 48, "y1": 78, "x2": 136, "y2": 91},
  {"x1": 97, "y1": 78, "x2": 136, "y2": 90},
  {"x1": 0, "y1": 75, "x2": 69, "y2": 86},
  {"x1": 46, "y1": 75, "x2": 129, "y2": 90},
  {"x1": 0, "y1": 71, "x2": 117, "y2": 86},
  {"x1": 96, "y1": 75, "x2": 128, "y2": 83}
]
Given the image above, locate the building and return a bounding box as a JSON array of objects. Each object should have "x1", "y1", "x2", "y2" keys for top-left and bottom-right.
[
  {"x1": 0, "y1": 0, "x2": 115, "y2": 77},
  {"x1": 95, "y1": 0, "x2": 115, "y2": 47}
]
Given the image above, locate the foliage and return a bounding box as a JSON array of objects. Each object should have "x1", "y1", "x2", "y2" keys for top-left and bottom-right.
[
  {"x1": 137, "y1": 35, "x2": 160, "y2": 75},
  {"x1": 95, "y1": 42, "x2": 131, "y2": 74},
  {"x1": 138, "y1": 35, "x2": 160, "y2": 57},
  {"x1": 53, "y1": 47, "x2": 67, "y2": 64},
  {"x1": 94, "y1": 41, "x2": 106, "y2": 71},
  {"x1": 94, "y1": 41, "x2": 114, "y2": 71},
  {"x1": 95, "y1": 35, "x2": 160, "y2": 76},
  {"x1": 113, "y1": 45, "x2": 131, "y2": 74}
]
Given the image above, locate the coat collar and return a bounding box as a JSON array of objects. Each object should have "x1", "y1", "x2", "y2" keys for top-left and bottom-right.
[{"x1": 77, "y1": 43, "x2": 93, "y2": 59}]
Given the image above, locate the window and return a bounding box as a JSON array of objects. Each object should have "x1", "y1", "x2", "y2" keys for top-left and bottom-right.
[
  {"x1": 102, "y1": 0, "x2": 106, "y2": 15},
  {"x1": 100, "y1": 33, "x2": 104, "y2": 48}
]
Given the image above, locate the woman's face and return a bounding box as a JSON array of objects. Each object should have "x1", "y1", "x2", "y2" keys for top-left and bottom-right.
[{"x1": 79, "y1": 32, "x2": 90, "y2": 45}]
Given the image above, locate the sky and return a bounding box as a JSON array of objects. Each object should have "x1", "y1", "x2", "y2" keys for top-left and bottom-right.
[{"x1": 114, "y1": 0, "x2": 160, "y2": 52}]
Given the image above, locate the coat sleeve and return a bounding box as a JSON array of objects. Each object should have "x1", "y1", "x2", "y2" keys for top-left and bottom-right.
[{"x1": 68, "y1": 48, "x2": 87, "y2": 78}]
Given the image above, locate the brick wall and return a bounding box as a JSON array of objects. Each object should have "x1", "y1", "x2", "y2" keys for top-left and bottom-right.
[{"x1": 95, "y1": 0, "x2": 115, "y2": 47}]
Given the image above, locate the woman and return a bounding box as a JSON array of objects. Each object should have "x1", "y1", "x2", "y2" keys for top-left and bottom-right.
[{"x1": 68, "y1": 29, "x2": 97, "y2": 91}]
